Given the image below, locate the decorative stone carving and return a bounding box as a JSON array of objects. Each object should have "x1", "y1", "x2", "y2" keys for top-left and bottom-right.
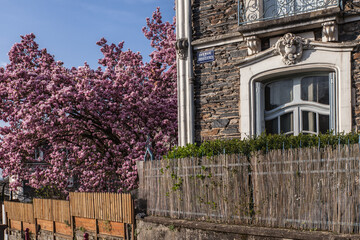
[
  {"x1": 322, "y1": 21, "x2": 338, "y2": 42},
  {"x1": 274, "y1": 33, "x2": 310, "y2": 65},
  {"x1": 175, "y1": 38, "x2": 189, "y2": 60},
  {"x1": 246, "y1": 36, "x2": 261, "y2": 56}
]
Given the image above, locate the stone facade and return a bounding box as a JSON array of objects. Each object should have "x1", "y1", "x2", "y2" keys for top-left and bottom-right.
[
  {"x1": 192, "y1": 0, "x2": 238, "y2": 41},
  {"x1": 185, "y1": 0, "x2": 360, "y2": 142},
  {"x1": 194, "y1": 42, "x2": 246, "y2": 142}
]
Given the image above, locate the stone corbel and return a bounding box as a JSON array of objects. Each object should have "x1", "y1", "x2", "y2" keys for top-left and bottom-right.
[
  {"x1": 246, "y1": 36, "x2": 261, "y2": 56},
  {"x1": 175, "y1": 38, "x2": 189, "y2": 60},
  {"x1": 322, "y1": 21, "x2": 338, "y2": 42}
]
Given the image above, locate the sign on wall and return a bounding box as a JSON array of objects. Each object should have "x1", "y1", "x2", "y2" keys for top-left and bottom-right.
[{"x1": 197, "y1": 50, "x2": 214, "y2": 64}]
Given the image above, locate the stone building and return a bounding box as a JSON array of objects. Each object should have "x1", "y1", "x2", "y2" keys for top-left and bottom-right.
[{"x1": 175, "y1": 0, "x2": 360, "y2": 146}]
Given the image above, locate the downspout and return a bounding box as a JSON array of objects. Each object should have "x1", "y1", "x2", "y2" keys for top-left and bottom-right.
[
  {"x1": 185, "y1": 0, "x2": 195, "y2": 144},
  {"x1": 176, "y1": 0, "x2": 187, "y2": 146},
  {"x1": 176, "y1": 0, "x2": 194, "y2": 146}
]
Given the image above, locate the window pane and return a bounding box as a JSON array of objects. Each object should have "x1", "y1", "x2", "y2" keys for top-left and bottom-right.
[
  {"x1": 302, "y1": 111, "x2": 317, "y2": 133},
  {"x1": 265, "y1": 117, "x2": 278, "y2": 134},
  {"x1": 319, "y1": 114, "x2": 330, "y2": 134},
  {"x1": 280, "y1": 112, "x2": 293, "y2": 134},
  {"x1": 265, "y1": 79, "x2": 293, "y2": 110},
  {"x1": 301, "y1": 76, "x2": 329, "y2": 105}
]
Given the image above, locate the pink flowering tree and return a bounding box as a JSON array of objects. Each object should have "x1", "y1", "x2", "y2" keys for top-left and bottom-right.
[{"x1": 0, "y1": 8, "x2": 176, "y2": 196}]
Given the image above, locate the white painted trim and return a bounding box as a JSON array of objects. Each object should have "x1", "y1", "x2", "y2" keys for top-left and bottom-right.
[{"x1": 239, "y1": 46, "x2": 353, "y2": 137}]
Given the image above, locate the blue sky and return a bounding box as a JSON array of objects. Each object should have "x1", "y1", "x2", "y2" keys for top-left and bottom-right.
[{"x1": 0, "y1": 0, "x2": 175, "y2": 69}]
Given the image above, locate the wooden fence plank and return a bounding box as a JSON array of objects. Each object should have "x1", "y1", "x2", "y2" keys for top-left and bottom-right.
[
  {"x1": 55, "y1": 222, "x2": 72, "y2": 236},
  {"x1": 75, "y1": 217, "x2": 96, "y2": 232},
  {"x1": 98, "y1": 220, "x2": 125, "y2": 237},
  {"x1": 37, "y1": 219, "x2": 53, "y2": 232}
]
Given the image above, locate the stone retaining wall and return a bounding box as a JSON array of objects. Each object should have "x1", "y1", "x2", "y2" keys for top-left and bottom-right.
[{"x1": 136, "y1": 216, "x2": 360, "y2": 240}]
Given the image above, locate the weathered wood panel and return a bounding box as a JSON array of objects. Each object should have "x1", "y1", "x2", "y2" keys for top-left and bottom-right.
[
  {"x1": 33, "y1": 199, "x2": 53, "y2": 221},
  {"x1": 23, "y1": 222, "x2": 36, "y2": 234},
  {"x1": 5, "y1": 192, "x2": 134, "y2": 240},
  {"x1": 74, "y1": 217, "x2": 96, "y2": 232},
  {"x1": 10, "y1": 220, "x2": 21, "y2": 231},
  {"x1": 55, "y1": 222, "x2": 72, "y2": 236},
  {"x1": 37, "y1": 219, "x2": 53, "y2": 232},
  {"x1": 70, "y1": 192, "x2": 95, "y2": 219},
  {"x1": 138, "y1": 145, "x2": 360, "y2": 234},
  {"x1": 71, "y1": 192, "x2": 134, "y2": 224},
  {"x1": 33, "y1": 198, "x2": 71, "y2": 224},
  {"x1": 98, "y1": 220, "x2": 125, "y2": 237},
  {"x1": 52, "y1": 199, "x2": 71, "y2": 223},
  {"x1": 5, "y1": 201, "x2": 34, "y2": 224}
]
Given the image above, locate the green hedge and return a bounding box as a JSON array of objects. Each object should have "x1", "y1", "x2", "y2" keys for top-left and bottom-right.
[{"x1": 165, "y1": 132, "x2": 360, "y2": 159}]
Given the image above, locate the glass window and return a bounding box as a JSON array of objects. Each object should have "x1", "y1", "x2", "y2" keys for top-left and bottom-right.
[
  {"x1": 280, "y1": 112, "x2": 293, "y2": 135},
  {"x1": 319, "y1": 114, "x2": 330, "y2": 134},
  {"x1": 265, "y1": 118, "x2": 278, "y2": 135},
  {"x1": 302, "y1": 111, "x2": 317, "y2": 133},
  {"x1": 301, "y1": 76, "x2": 329, "y2": 105},
  {"x1": 260, "y1": 72, "x2": 333, "y2": 135},
  {"x1": 265, "y1": 79, "x2": 293, "y2": 110}
]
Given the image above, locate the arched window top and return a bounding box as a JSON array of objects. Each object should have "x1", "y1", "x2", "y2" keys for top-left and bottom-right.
[{"x1": 256, "y1": 71, "x2": 335, "y2": 136}]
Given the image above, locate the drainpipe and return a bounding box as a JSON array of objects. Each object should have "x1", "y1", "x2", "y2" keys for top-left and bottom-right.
[
  {"x1": 176, "y1": 0, "x2": 194, "y2": 146},
  {"x1": 185, "y1": 0, "x2": 195, "y2": 145}
]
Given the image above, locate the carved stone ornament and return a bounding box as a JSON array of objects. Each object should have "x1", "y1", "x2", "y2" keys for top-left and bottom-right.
[
  {"x1": 322, "y1": 21, "x2": 338, "y2": 42},
  {"x1": 246, "y1": 36, "x2": 261, "y2": 56},
  {"x1": 274, "y1": 33, "x2": 310, "y2": 65},
  {"x1": 175, "y1": 38, "x2": 189, "y2": 60}
]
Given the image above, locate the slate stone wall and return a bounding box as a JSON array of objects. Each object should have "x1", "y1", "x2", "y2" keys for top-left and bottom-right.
[
  {"x1": 193, "y1": 42, "x2": 246, "y2": 142},
  {"x1": 192, "y1": 0, "x2": 238, "y2": 41}
]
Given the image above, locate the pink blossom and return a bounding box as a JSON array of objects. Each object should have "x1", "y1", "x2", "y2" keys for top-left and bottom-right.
[{"x1": 0, "y1": 8, "x2": 176, "y2": 195}]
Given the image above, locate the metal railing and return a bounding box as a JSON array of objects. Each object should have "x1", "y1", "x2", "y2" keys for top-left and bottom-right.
[{"x1": 238, "y1": 0, "x2": 340, "y2": 25}]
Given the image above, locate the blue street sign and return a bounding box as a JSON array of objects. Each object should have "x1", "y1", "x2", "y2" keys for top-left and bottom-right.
[{"x1": 197, "y1": 50, "x2": 214, "y2": 64}]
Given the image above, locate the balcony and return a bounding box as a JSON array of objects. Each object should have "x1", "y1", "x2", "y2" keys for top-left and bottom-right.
[{"x1": 238, "y1": 0, "x2": 340, "y2": 25}]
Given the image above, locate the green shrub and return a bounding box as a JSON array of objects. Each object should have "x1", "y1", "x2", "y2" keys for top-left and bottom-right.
[{"x1": 164, "y1": 132, "x2": 360, "y2": 159}]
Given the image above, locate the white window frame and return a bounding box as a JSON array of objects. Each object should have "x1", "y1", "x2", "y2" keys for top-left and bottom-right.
[
  {"x1": 254, "y1": 72, "x2": 336, "y2": 135},
  {"x1": 239, "y1": 43, "x2": 353, "y2": 138}
]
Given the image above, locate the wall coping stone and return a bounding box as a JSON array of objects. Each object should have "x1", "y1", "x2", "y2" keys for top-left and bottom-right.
[{"x1": 138, "y1": 216, "x2": 360, "y2": 240}]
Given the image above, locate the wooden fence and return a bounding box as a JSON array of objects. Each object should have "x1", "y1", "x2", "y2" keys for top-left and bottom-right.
[
  {"x1": 137, "y1": 144, "x2": 360, "y2": 234},
  {"x1": 5, "y1": 192, "x2": 134, "y2": 239}
]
